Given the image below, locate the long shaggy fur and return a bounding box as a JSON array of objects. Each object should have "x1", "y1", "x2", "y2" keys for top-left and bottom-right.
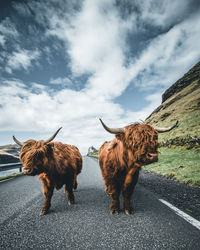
[
  {"x1": 19, "y1": 140, "x2": 82, "y2": 215},
  {"x1": 99, "y1": 123, "x2": 158, "y2": 214}
]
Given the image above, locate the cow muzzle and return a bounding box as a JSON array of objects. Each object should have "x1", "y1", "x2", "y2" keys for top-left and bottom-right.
[
  {"x1": 23, "y1": 168, "x2": 35, "y2": 175},
  {"x1": 147, "y1": 153, "x2": 158, "y2": 164}
]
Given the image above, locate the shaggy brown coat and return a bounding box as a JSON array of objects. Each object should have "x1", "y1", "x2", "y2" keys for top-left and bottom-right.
[
  {"x1": 99, "y1": 123, "x2": 159, "y2": 215},
  {"x1": 19, "y1": 140, "x2": 82, "y2": 215}
]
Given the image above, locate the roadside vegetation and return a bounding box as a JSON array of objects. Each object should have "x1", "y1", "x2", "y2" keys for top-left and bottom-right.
[
  {"x1": 143, "y1": 147, "x2": 200, "y2": 187},
  {"x1": 143, "y1": 79, "x2": 200, "y2": 188},
  {"x1": 0, "y1": 172, "x2": 24, "y2": 182}
]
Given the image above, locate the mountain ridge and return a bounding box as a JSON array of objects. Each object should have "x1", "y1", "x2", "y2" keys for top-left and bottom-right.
[
  {"x1": 146, "y1": 60, "x2": 200, "y2": 147},
  {"x1": 162, "y1": 61, "x2": 200, "y2": 103}
]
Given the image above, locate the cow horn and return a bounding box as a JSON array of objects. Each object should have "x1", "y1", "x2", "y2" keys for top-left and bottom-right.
[
  {"x1": 155, "y1": 121, "x2": 178, "y2": 133},
  {"x1": 99, "y1": 119, "x2": 125, "y2": 134},
  {"x1": 13, "y1": 136, "x2": 23, "y2": 146},
  {"x1": 43, "y1": 127, "x2": 62, "y2": 144}
]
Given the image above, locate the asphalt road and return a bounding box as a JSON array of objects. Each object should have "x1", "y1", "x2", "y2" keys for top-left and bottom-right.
[{"x1": 0, "y1": 156, "x2": 200, "y2": 250}]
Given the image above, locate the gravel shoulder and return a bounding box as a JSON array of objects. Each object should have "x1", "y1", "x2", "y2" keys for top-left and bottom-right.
[{"x1": 139, "y1": 169, "x2": 200, "y2": 221}]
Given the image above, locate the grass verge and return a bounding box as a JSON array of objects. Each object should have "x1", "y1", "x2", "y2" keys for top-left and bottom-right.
[
  {"x1": 143, "y1": 147, "x2": 200, "y2": 187},
  {"x1": 0, "y1": 172, "x2": 24, "y2": 182}
]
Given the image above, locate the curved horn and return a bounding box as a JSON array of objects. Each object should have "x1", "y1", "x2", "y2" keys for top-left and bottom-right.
[
  {"x1": 43, "y1": 127, "x2": 62, "y2": 144},
  {"x1": 99, "y1": 118, "x2": 125, "y2": 134},
  {"x1": 13, "y1": 136, "x2": 23, "y2": 147},
  {"x1": 155, "y1": 121, "x2": 178, "y2": 133}
]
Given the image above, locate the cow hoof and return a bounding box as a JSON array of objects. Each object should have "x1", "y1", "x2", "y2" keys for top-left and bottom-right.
[
  {"x1": 110, "y1": 209, "x2": 119, "y2": 215},
  {"x1": 124, "y1": 209, "x2": 133, "y2": 215},
  {"x1": 68, "y1": 200, "x2": 75, "y2": 206},
  {"x1": 40, "y1": 210, "x2": 48, "y2": 216}
]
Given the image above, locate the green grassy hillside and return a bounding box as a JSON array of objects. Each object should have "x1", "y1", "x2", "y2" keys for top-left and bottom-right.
[
  {"x1": 143, "y1": 147, "x2": 200, "y2": 187},
  {"x1": 146, "y1": 80, "x2": 200, "y2": 147},
  {"x1": 144, "y1": 62, "x2": 200, "y2": 187}
]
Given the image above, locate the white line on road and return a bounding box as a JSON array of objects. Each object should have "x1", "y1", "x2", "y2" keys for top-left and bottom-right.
[{"x1": 159, "y1": 199, "x2": 200, "y2": 230}]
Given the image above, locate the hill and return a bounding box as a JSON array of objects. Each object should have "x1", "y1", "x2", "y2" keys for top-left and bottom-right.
[
  {"x1": 87, "y1": 146, "x2": 98, "y2": 158},
  {"x1": 146, "y1": 61, "x2": 200, "y2": 148},
  {"x1": 0, "y1": 144, "x2": 20, "y2": 164},
  {"x1": 144, "y1": 61, "x2": 200, "y2": 186}
]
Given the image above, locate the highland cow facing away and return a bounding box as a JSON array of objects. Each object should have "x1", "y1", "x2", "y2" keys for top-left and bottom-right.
[
  {"x1": 13, "y1": 128, "x2": 82, "y2": 215},
  {"x1": 99, "y1": 119, "x2": 178, "y2": 215}
]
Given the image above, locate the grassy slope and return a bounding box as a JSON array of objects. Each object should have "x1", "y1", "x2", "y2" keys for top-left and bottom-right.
[
  {"x1": 144, "y1": 80, "x2": 200, "y2": 187},
  {"x1": 146, "y1": 80, "x2": 200, "y2": 142},
  {"x1": 143, "y1": 147, "x2": 200, "y2": 187}
]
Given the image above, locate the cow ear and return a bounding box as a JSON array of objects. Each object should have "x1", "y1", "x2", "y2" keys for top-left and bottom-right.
[{"x1": 115, "y1": 133, "x2": 124, "y2": 140}]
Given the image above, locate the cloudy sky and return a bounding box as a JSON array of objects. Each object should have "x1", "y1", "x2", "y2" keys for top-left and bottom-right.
[{"x1": 0, "y1": 0, "x2": 200, "y2": 154}]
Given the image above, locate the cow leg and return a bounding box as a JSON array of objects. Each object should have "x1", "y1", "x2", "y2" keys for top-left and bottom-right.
[
  {"x1": 65, "y1": 183, "x2": 75, "y2": 206},
  {"x1": 122, "y1": 168, "x2": 139, "y2": 215},
  {"x1": 106, "y1": 180, "x2": 121, "y2": 215},
  {"x1": 40, "y1": 181, "x2": 54, "y2": 216},
  {"x1": 73, "y1": 174, "x2": 78, "y2": 190}
]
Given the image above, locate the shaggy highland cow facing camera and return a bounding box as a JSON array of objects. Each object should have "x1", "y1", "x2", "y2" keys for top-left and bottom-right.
[
  {"x1": 99, "y1": 119, "x2": 178, "y2": 215},
  {"x1": 13, "y1": 128, "x2": 82, "y2": 215}
]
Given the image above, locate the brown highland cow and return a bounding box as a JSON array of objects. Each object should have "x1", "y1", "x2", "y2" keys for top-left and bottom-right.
[
  {"x1": 13, "y1": 128, "x2": 82, "y2": 215},
  {"x1": 99, "y1": 119, "x2": 178, "y2": 215}
]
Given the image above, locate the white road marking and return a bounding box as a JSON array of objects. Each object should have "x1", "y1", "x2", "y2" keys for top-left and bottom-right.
[{"x1": 159, "y1": 199, "x2": 200, "y2": 230}]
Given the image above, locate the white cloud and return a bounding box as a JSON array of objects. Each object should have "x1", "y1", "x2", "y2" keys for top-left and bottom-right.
[
  {"x1": 0, "y1": 17, "x2": 18, "y2": 37},
  {"x1": 134, "y1": 0, "x2": 191, "y2": 28},
  {"x1": 5, "y1": 49, "x2": 40, "y2": 73},
  {"x1": 0, "y1": 34, "x2": 5, "y2": 46},
  {"x1": 0, "y1": 17, "x2": 19, "y2": 49},
  {"x1": 50, "y1": 77, "x2": 72, "y2": 87},
  {"x1": 0, "y1": 80, "x2": 116, "y2": 153},
  {"x1": 128, "y1": 11, "x2": 200, "y2": 90},
  {"x1": 46, "y1": 0, "x2": 200, "y2": 98},
  {"x1": 0, "y1": 76, "x2": 163, "y2": 154},
  {"x1": 47, "y1": 0, "x2": 133, "y2": 101}
]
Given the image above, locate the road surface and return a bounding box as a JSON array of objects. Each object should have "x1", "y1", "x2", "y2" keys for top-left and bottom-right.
[{"x1": 0, "y1": 156, "x2": 199, "y2": 249}]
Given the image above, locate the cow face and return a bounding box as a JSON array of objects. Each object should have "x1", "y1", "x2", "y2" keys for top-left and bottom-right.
[
  {"x1": 120, "y1": 123, "x2": 159, "y2": 166},
  {"x1": 20, "y1": 140, "x2": 49, "y2": 176},
  {"x1": 13, "y1": 127, "x2": 62, "y2": 176}
]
